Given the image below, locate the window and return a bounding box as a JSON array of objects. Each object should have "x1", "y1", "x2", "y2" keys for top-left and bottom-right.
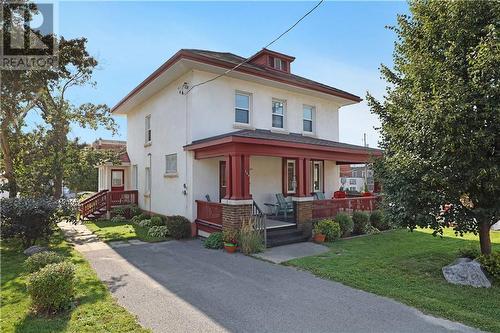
[
  {"x1": 132, "y1": 165, "x2": 138, "y2": 189},
  {"x1": 111, "y1": 170, "x2": 123, "y2": 187},
  {"x1": 270, "y1": 57, "x2": 286, "y2": 71},
  {"x1": 303, "y1": 105, "x2": 314, "y2": 133},
  {"x1": 272, "y1": 99, "x2": 285, "y2": 128},
  {"x1": 286, "y1": 159, "x2": 297, "y2": 194},
  {"x1": 165, "y1": 154, "x2": 177, "y2": 174},
  {"x1": 349, "y1": 178, "x2": 356, "y2": 185},
  {"x1": 235, "y1": 92, "x2": 250, "y2": 124},
  {"x1": 311, "y1": 161, "x2": 323, "y2": 192},
  {"x1": 145, "y1": 115, "x2": 151, "y2": 143},
  {"x1": 145, "y1": 167, "x2": 151, "y2": 194}
]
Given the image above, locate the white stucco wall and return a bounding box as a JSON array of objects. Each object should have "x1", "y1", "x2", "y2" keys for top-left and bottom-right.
[
  {"x1": 249, "y1": 156, "x2": 282, "y2": 213},
  {"x1": 189, "y1": 70, "x2": 341, "y2": 142},
  {"x1": 324, "y1": 160, "x2": 341, "y2": 199}
]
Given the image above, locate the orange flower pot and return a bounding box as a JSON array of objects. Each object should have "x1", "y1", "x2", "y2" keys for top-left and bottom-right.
[
  {"x1": 314, "y1": 233, "x2": 326, "y2": 243},
  {"x1": 224, "y1": 243, "x2": 237, "y2": 253}
]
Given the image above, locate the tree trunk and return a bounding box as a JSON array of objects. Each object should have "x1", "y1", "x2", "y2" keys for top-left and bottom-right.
[
  {"x1": 0, "y1": 120, "x2": 18, "y2": 197},
  {"x1": 478, "y1": 220, "x2": 491, "y2": 255}
]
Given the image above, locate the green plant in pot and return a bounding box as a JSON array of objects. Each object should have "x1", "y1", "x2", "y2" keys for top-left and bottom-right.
[
  {"x1": 222, "y1": 229, "x2": 239, "y2": 253},
  {"x1": 314, "y1": 219, "x2": 341, "y2": 243}
]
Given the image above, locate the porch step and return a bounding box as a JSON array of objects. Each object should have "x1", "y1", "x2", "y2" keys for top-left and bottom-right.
[{"x1": 266, "y1": 228, "x2": 309, "y2": 248}]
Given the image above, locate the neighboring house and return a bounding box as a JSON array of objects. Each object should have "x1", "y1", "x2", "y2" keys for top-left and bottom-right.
[
  {"x1": 340, "y1": 165, "x2": 375, "y2": 192},
  {"x1": 93, "y1": 139, "x2": 131, "y2": 193},
  {"x1": 94, "y1": 48, "x2": 381, "y2": 240}
]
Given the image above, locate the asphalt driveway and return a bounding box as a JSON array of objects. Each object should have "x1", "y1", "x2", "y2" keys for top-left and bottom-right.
[{"x1": 62, "y1": 223, "x2": 479, "y2": 333}]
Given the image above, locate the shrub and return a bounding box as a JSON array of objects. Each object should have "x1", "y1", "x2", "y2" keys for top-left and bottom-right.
[
  {"x1": 369, "y1": 210, "x2": 390, "y2": 231},
  {"x1": 110, "y1": 215, "x2": 126, "y2": 223},
  {"x1": 147, "y1": 225, "x2": 169, "y2": 238},
  {"x1": 457, "y1": 246, "x2": 480, "y2": 259},
  {"x1": 352, "y1": 211, "x2": 370, "y2": 234},
  {"x1": 24, "y1": 251, "x2": 65, "y2": 274},
  {"x1": 26, "y1": 262, "x2": 75, "y2": 314},
  {"x1": 0, "y1": 197, "x2": 75, "y2": 247},
  {"x1": 138, "y1": 219, "x2": 152, "y2": 228},
  {"x1": 222, "y1": 229, "x2": 239, "y2": 245},
  {"x1": 364, "y1": 224, "x2": 380, "y2": 235},
  {"x1": 204, "y1": 232, "x2": 224, "y2": 249},
  {"x1": 314, "y1": 219, "x2": 341, "y2": 242},
  {"x1": 239, "y1": 217, "x2": 264, "y2": 254},
  {"x1": 150, "y1": 216, "x2": 164, "y2": 226},
  {"x1": 111, "y1": 206, "x2": 127, "y2": 217},
  {"x1": 335, "y1": 213, "x2": 353, "y2": 237},
  {"x1": 166, "y1": 215, "x2": 191, "y2": 239},
  {"x1": 128, "y1": 205, "x2": 142, "y2": 218},
  {"x1": 131, "y1": 213, "x2": 148, "y2": 225},
  {"x1": 478, "y1": 252, "x2": 500, "y2": 281}
]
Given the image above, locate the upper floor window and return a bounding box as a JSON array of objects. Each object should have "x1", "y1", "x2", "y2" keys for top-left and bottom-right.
[
  {"x1": 272, "y1": 99, "x2": 285, "y2": 129},
  {"x1": 145, "y1": 115, "x2": 151, "y2": 143},
  {"x1": 165, "y1": 153, "x2": 177, "y2": 174},
  {"x1": 270, "y1": 57, "x2": 287, "y2": 71},
  {"x1": 303, "y1": 105, "x2": 315, "y2": 133},
  {"x1": 235, "y1": 92, "x2": 250, "y2": 124}
]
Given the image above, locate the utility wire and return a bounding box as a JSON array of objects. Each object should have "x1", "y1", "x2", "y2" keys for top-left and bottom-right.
[{"x1": 185, "y1": 0, "x2": 324, "y2": 94}]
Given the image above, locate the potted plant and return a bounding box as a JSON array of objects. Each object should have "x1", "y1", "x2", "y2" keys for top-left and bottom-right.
[
  {"x1": 313, "y1": 219, "x2": 341, "y2": 243},
  {"x1": 313, "y1": 223, "x2": 326, "y2": 243},
  {"x1": 223, "y1": 229, "x2": 239, "y2": 253}
]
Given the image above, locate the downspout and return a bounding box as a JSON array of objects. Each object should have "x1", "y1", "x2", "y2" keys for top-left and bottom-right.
[{"x1": 148, "y1": 152, "x2": 152, "y2": 214}]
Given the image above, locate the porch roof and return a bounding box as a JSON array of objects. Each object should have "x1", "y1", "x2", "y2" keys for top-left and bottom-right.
[{"x1": 184, "y1": 129, "x2": 382, "y2": 164}]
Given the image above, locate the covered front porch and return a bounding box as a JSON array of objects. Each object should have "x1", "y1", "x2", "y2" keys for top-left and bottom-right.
[{"x1": 185, "y1": 129, "x2": 382, "y2": 241}]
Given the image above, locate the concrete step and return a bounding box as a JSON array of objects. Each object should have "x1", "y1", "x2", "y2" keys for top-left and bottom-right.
[{"x1": 266, "y1": 228, "x2": 309, "y2": 248}]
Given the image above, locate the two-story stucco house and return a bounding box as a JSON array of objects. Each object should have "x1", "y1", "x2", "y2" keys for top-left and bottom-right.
[{"x1": 92, "y1": 48, "x2": 381, "y2": 244}]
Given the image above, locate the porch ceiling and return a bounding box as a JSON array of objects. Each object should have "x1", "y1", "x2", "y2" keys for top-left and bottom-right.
[{"x1": 184, "y1": 129, "x2": 382, "y2": 164}]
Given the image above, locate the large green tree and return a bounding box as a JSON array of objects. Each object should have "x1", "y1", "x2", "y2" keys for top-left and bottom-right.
[{"x1": 368, "y1": 1, "x2": 500, "y2": 254}]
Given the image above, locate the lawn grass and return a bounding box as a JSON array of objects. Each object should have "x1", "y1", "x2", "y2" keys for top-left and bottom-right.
[
  {"x1": 1, "y1": 232, "x2": 149, "y2": 333},
  {"x1": 85, "y1": 220, "x2": 169, "y2": 243},
  {"x1": 287, "y1": 229, "x2": 500, "y2": 333}
]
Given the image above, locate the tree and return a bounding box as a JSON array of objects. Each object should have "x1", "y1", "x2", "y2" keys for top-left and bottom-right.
[{"x1": 368, "y1": 1, "x2": 500, "y2": 254}]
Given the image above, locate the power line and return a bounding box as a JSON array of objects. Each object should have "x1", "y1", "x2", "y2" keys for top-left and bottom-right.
[{"x1": 185, "y1": 0, "x2": 324, "y2": 94}]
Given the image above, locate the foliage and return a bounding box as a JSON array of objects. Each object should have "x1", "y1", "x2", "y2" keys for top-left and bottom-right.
[
  {"x1": 367, "y1": 1, "x2": 500, "y2": 254},
  {"x1": 86, "y1": 219, "x2": 168, "y2": 243},
  {"x1": 364, "y1": 224, "x2": 380, "y2": 235},
  {"x1": 314, "y1": 219, "x2": 341, "y2": 242},
  {"x1": 478, "y1": 252, "x2": 500, "y2": 281},
  {"x1": 239, "y1": 217, "x2": 264, "y2": 254},
  {"x1": 137, "y1": 219, "x2": 152, "y2": 228},
  {"x1": 165, "y1": 215, "x2": 191, "y2": 239},
  {"x1": 150, "y1": 216, "x2": 164, "y2": 226},
  {"x1": 335, "y1": 213, "x2": 353, "y2": 237},
  {"x1": 128, "y1": 205, "x2": 142, "y2": 218},
  {"x1": 457, "y1": 245, "x2": 481, "y2": 259},
  {"x1": 111, "y1": 204, "x2": 142, "y2": 219},
  {"x1": 147, "y1": 226, "x2": 169, "y2": 238},
  {"x1": 24, "y1": 251, "x2": 65, "y2": 274},
  {"x1": 223, "y1": 229, "x2": 239, "y2": 245},
  {"x1": 26, "y1": 262, "x2": 75, "y2": 314},
  {"x1": 352, "y1": 211, "x2": 370, "y2": 235},
  {"x1": 131, "y1": 213, "x2": 149, "y2": 225},
  {"x1": 204, "y1": 232, "x2": 224, "y2": 249},
  {"x1": 0, "y1": 197, "x2": 77, "y2": 247},
  {"x1": 110, "y1": 215, "x2": 126, "y2": 223},
  {"x1": 369, "y1": 210, "x2": 390, "y2": 231},
  {"x1": 287, "y1": 229, "x2": 500, "y2": 333}
]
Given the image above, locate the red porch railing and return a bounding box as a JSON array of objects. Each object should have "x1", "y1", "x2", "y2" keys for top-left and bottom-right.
[
  {"x1": 79, "y1": 190, "x2": 108, "y2": 219},
  {"x1": 312, "y1": 196, "x2": 381, "y2": 219},
  {"x1": 107, "y1": 190, "x2": 139, "y2": 210},
  {"x1": 195, "y1": 200, "x2": 223, "y2": 226},
  {"x1": 79, "y1": 190, "x2": 138, "y2": 220}
]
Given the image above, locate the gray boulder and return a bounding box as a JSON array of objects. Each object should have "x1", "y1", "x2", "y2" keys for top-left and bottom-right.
[
  {"x1": 23, "y1": 245, "x2": 48, "y2": 256},
  {"x1": 492, "y1": 220, "x2": 500, "y2": 231},
  {"x1": 442, "y1": 258, "x2": 491, "y2": 288}
]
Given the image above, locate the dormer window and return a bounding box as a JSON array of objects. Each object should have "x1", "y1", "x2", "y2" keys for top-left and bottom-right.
[
  {"x1": 250, "y1": 49, "x2": 294, "y2": 73},
  {"x1": 269, "y1": 56, "x2": 287, "y2": 72}
]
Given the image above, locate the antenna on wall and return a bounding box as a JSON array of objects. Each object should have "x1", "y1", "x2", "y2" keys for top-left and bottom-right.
[{"x1": 178, "y1": 82, "x2": 190, "y2": 95}]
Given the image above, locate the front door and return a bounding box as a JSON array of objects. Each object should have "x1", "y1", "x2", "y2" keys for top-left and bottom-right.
[
  {"x1": 219, "y1": 161, "x2": 226, "y2": 201},
  {"x1": 111, "y1": 169, "x2": 125, "y2": 192}
]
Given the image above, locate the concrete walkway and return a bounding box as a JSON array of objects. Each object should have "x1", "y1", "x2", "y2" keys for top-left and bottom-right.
[
  {"x1": 59, "y1": 222, "x2": 481, "y2": 333},
  {"x1": 254, "y1": 242, "x2": 329, "y2": 263}
]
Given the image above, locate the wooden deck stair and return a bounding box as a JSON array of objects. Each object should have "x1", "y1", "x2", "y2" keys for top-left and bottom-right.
[{"x1": 79, "y1": 190, "x2": 138, "y2": 220}]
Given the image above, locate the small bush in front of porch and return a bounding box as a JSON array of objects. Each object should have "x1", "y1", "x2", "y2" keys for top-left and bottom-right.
[
  {"x1": 239, "y1": 217, "x2": 264, "y2": 254},
  {"x1": 352, "y1": 211, "x2": 370, "y2": 235},
  {"x1": 150, "y1": 216, "x2": 165, "y2": 226},
  {"x1": 314, "y1": 219, "x2": 341, "y2": 242},
  {"x1": 24, "y1": 251, "x2": 65, "y2": 274},
  {"x1": 335, "y1": 213, "x2": 353, "y2": 237},
  {"x1": 369, "y1": 210, "x2": 390, "y2": 231},
  {"x1": 166, "y1": 215, "x2": 191, "y2": 239},
  {"x1": 131, "y1": 213, "x2": 149, "y2": 224},
  {"x1": 204, "y1": 232, "x2": 224, "y2": 249}
]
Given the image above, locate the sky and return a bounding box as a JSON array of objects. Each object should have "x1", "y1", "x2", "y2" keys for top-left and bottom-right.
[{"x1": 27, "y1": 0, "x2": 409, "y2": 148}]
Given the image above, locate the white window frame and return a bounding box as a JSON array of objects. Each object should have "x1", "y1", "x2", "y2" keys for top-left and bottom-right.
[
  {"x1": 145, "y1": 167, "x2": 151, "y2": 195},
  {"x1": 303, "y1": 105, "x2": 315, "y2": 133},
  {"x1": 165, "y1": 153, "x2": 177, "y2": 175},
  {"x1": 235, "y1": 91, "x2": 251, "y2": 125},
  {"x1": 145, "y1": 115, "x2": 152, "y2": 144},
  {"x1": 274, "y1": 58, "x2": 284, "y2": 70},
  {"x1": 286, "y1": 159, "x2": 297, "y2": 194},
  {"x1": 272, "y1": 99, "x2": 286, "y2": 129},
  {"x1": 311, "y1": 161, "x2": 323, "y2": 193},
  {"x1": 132, "y1": 165, "x2": 138, "y2": 190}
]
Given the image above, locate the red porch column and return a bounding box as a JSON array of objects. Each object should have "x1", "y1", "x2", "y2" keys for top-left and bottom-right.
[
  {"x1": 296, "y1": 157, "x2": 305, "y2": 196},
  {"x1": 304, "y1": 158, "x2": 311, "y2": 196},
  {"x1": 242, "y1": 154, "x2": 251, "y2": 199},
  {"x1": 230, "y1": 153, "x2": 243, "y2": 199},
  {"x1": 224, "y1": 154, "x2": 232, "y2": 199}
]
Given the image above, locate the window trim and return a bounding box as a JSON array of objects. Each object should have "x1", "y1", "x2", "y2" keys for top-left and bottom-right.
[
  {"x1": 286, "y1": 159, "x2": 297, "y2": 194},
  {"x1": 311, "y1": 160, "x2": 324, "y2": 193},
  {"x1": 234, "y1": 91, "x2": 251, "y2": 125},
  {"x1": 145, "y1": 114, "x2": 152, "y2": 144},
  {"x1": 271, "y1": 98, "x2": 286, "y2": 129},
  {"x1": 132, "y1": 164, "x2": 138, "y2": 190},
  {"x1": 164, "y1": 153, "x2": 178, "y2": 176},
  {"x1": 303, "y1": 105, "x2": 315, "y2": 133},
  {"x1": 145, "y1": 166, "x2": 151, "y2": 195}
]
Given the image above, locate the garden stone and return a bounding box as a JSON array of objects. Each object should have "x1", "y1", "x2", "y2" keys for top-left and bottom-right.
[
  {"x1": 491, "y1": 220, "x2": 500, "y2": 231},
  {"x1": 442, "y1": 257, "x2": 491, "y2": 288},
  {"x1": 23, "y1": 245, "x2": 48, "y2": 256}
]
